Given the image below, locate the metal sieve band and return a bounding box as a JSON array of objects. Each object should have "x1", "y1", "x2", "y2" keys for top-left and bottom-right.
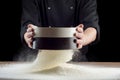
[{"x1": 33, "y1": 27, "x2": 76, "y2": 38}]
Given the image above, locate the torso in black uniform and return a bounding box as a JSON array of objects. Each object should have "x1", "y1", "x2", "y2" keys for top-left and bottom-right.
[
  {"x1": 37, "y1": 0, "x2": 76, "y2": 27},
  {"x1": 21, "y1": 0, "x2": 100, "y2": 61}
]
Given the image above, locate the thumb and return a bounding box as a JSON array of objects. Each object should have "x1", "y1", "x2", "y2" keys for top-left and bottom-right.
[
  {"x1": 78, "y1": 24, "x2": 84, "y2": 28},
  {"x1": 27, "y1": 24, "x2": 38, "y2": 29}
]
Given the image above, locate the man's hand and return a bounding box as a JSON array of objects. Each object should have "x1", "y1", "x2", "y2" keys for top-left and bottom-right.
[
  {"x1": 75, "y1": 24, "x2": 97, "y2": 49},
  {"x1": 24, "y1": 24, "x2": 35, "y2": 48},
  {"x1": 75, "y1": 24, "x2": 84, "y2": 49}
]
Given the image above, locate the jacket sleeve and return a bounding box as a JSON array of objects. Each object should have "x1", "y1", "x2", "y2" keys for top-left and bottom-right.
[
  {"x1": 21, "y1": 0, "x2": 40, "y2": 47},
  {"x1": 78, "y1": 0, "x2": 100, "y2": 45}
]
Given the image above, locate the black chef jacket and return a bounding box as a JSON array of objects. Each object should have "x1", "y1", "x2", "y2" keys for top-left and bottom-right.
[{"x1": 21, "y1": 0, "x2": 100, "y2": 61}]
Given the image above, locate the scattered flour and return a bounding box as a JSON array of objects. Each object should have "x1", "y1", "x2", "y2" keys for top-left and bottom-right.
[{"x1": 0, "y1": 50, "x2": 120, "y2": 80}]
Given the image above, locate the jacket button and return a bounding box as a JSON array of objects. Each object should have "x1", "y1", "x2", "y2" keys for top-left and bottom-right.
[
  {"x1": 48, "y1": 7, "x2": 51, "y2": 10},
  {"x1": 70, "y1": 6, "x2": 74, "y2": 10}
]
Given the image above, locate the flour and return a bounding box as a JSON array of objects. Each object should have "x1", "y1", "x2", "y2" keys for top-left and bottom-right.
[
  {"x1": 0, "y1": 63, "x2": 120, "y2": 80},
  {"x1": 0, "y1": 50, "x2": 74, "y2": 73},
  {"x1": 28, "y1": 50, "x2": 74, "y2": 72},
  {"x1": 0, "y1": 50, "x2": 120, "y2": 80}
]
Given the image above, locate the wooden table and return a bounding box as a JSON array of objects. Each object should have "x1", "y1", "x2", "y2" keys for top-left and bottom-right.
[
  {"x1": 71, "y1": 62, "x2": 120, "y2": 67},
  {"x1": 0, "y1": 61, "x2": 120, "y2": 66}
]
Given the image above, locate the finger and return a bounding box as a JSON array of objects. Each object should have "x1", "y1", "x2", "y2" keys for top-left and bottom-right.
[
  {"x1": 27, "y1": 24, "x2": 34, "y2": 28},
  {"x1": 27, "y1": 37, "x2": 33, "y2": 43},
  {"x1": 27, "y1": 24, "x2": 35, "y2": 32},
  {"x1": 76, "y1": 39, "x2": 84, "y2": 49},
  {"x1": 76, "y1": 27, "x2": 83, "y2": 33},
  {"x1": 74, "y1": 32, "x2": 83, "y2": 39},
  {"x1": 25, "y1": 33, "x2": 32, "y2": 38},
  {"x1": 27, "y1": 27, "x2": 34, "y2": 32},
  {"x1": 76, "y1": 39, "x2": 83, "y2": 44},
  {"x1": 77, "y1": 44, "x2": 83, "y2": 49},
  {"x1": 26, "y1": 32, "x2": 34, "y2": 38},
  {"x1": 77, "y1": 24, "x2": 84, "y2": 28},
  {"x1": 28, "y1": 42, "x2": 32, "y2": 48},
  {"x1": 28, "y1": 24, "x2": 38, "y2": 29},
  {"x1": 24, "y1": 33, "x2": 32, "y2": 43},
  {"x1": 27, "y1": 38, "x2": 33, "y2": 48},
  {"x1": 76, "y1": 24, "x2": 84, "y2": 33}
]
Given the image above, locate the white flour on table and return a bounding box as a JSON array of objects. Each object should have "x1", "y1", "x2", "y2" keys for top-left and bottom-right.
[{"x1": 0, "y1": 50, "x2": 120, "y2": 80}]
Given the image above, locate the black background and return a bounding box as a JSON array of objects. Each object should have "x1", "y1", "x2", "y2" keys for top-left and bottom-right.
[{"x1": 0, "y1": 0, "x2": 120, "y2": 61}]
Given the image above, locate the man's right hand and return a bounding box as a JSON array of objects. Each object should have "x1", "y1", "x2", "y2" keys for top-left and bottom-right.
[{"x1": 24, "y1": 24, "x2": 35, "y2": 48}]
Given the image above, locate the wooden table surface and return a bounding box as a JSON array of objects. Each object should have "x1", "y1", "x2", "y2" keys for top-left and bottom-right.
[{"x1": 0, "y1": 61, "x2": 120, "y2": 67}]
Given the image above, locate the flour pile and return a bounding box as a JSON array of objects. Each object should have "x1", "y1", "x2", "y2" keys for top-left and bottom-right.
[
  {"x1": 27, "y1": 50, "x2": 74, "y2": 72},
  {"x1": 0, "y1": 50, "x2": 74, "y2": 73}
]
